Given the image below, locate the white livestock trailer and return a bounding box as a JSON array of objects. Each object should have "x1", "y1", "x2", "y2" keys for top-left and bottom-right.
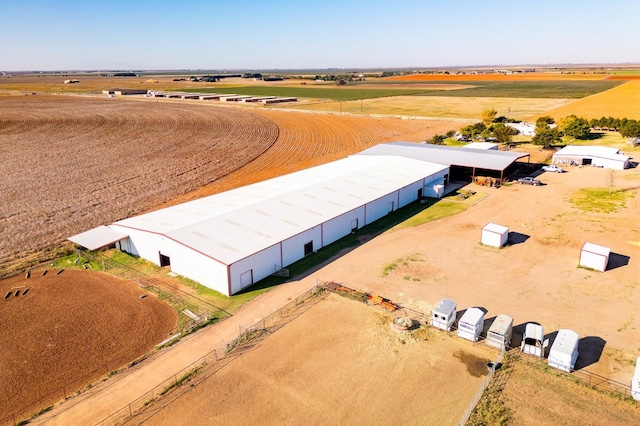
[
  {"x1": 431, "y1": 298, "x2": 456, "y2": 331},
  {"x1": 486, "y1": 314, "x2": 513, "y2": 349},
  {"x1": 457, "y1": 308, "x2": 485, "y2": 342},
  {"x1": 547, "y1": 329, "x2": 579, "y2": 372},
  {"x1": 632, "y1": 357, "x2": 640, "y2": 401},
  {"x1": 521, "y1": 323, "x2": 549, "y2": 358}
]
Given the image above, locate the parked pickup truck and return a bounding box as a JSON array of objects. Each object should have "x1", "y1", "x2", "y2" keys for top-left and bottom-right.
[{"x1": 517, "y1": 177, "x2": 541, "y2": 186}]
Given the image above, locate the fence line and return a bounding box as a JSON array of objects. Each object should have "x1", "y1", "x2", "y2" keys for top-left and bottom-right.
[{"x1": 92, "y1": 284, "x2": 325, "y2": 426}]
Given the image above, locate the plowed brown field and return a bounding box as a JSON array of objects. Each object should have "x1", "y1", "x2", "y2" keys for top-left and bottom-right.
[
  {"x1": 0, "y1": 269, "x2": 176, "y2": 424},
  {"x1": 0, "y1": 96, "x2": 279, "y2": 274},
  {"x1": 0, "y1": 96, "x2": 453, "y2": 274}
]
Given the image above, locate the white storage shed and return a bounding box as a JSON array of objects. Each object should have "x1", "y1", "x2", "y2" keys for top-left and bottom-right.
[
  {"x1": 579, "y1": 242, "x2": 610, "y2": 272},
  {"x1": 632, "y1": 357, "x2": 640, "y2": 401},
  {"x1": 486, "y1": 314, "x2": 513, "y2": 349},
  {"x1": 481, "y1": 223, "x2": 509, "y2": 248},
  {"x1": 521, "y1": 323, "x2": 548, "y2": 358},
  {"x1": 552, "y1": 146, "x2": 630, "y2": 170},
  {"x1": 547, "y1": 329, "x2": 579, "y2": 373},
  {"x1": 457, "y1": 308, "x2": 485, "y2": 342},
  {"x1": 70, "y1": 154, "x2": 449, "y2": 296},
  {"x1": 431, "y1": 298, "x2": 457, "y2": 331}
]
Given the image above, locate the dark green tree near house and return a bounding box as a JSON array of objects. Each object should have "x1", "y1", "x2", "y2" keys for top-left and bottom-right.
[
  {"x1": 559, "y1": 115, "x2": 591, "y2": 139},
  {"x1": 532, "y1": 124, "x2": 562, "y2": 149}
]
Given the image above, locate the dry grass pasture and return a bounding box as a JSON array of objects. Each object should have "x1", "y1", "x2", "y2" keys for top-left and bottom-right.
[{"x1": 128, "y1": 293, "x2": 496, "y2": 426}]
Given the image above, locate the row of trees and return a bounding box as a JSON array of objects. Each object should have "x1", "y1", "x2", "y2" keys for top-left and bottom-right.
[{"x1": 427, "y1": 109, "x2": 640, "y2": 147}]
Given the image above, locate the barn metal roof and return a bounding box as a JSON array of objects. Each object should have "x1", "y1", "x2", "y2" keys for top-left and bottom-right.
[
  {"x1": 113, "y1": 155, "x2": 448, "y2": 265},
  {"x1": 357, "y1": 142, "x2": 528, "y2": 170}
]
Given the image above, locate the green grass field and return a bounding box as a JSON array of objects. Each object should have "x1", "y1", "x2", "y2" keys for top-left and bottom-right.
[
  {"x1": 416, "y1": 80, "x2": 623, "y2": 99},
  {"x1": 184, "y1": 80, "x2": 621, "y2": 101}
]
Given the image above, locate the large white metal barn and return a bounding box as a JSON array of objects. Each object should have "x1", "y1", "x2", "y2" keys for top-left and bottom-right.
[{"x1": 70, "y1": 153, "x2": 449, "y2": 296}]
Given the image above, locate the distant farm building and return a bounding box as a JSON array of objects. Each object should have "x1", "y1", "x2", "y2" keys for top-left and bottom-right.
[
  {"x1": 552, "y1": 146, "x2": 630, "y2": 170},
  {"x1": 506, "y1": 122, "x2": 536, "y2": 136},
  {"x1": 70, "y1": 152, "x2": 450, "y2": 296},
  {"x1": 102, "y1": 89, "x2": 148, "y2": 96}
]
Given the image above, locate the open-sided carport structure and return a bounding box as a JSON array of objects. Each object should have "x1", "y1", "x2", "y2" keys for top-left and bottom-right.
[
  {"x1": 69, "y1": 153, "x2": 449, "y2": 296},
  {"x1": 357, "y1": 142, "x2": 530, "y2": 184}
]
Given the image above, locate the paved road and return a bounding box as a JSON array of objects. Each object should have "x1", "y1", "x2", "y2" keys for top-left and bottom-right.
[{"x1": 33, "y1": 277, "x2": 319, "y2": 425}]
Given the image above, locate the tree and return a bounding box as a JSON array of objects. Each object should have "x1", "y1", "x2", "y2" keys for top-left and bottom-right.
[
  {"x1": 491, "y1": 123, "x2": 518, "y2": 144},
  {"x1": 445, "y1": 130, "x2": 456, "y2": 138},
  {"x1": 532, "y1": 125, "x2": 562, "y2": 149},
  {"x1": 559, "y1": 115, "x2": 590, "y2": 139},
  {"x1": 620, "y1": 119, "x2": 640, "y2": 138},
  {"x1": 459, "y1": 122, "x2": 487, "y2": 140},
  {"x1": 481, "y1": 108, "x2": 497, "y2": 126},
  {"x1": 428, "y1": 134, "x2": 446, "y2": 145},
  {"x1": 536, "y1": 116, "x2": 555, "y2": 126}
]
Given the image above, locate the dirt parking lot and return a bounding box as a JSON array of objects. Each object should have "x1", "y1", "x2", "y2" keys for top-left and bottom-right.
[{"x1": 306, "y1": 165, "x2": 640, "y2": 383}]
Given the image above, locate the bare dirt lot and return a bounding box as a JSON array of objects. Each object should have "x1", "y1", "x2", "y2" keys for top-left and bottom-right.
[
  {"x1": 0, "y1": 269, "x2": 176, "y2": 423},
  {"x1": 133, "y1": 293, "x2": 496, "y2": 426}
]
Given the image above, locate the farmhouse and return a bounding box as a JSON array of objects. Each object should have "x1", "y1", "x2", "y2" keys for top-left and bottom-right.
[
  {"x1": 69, "y1": 154, "x2": 449, "y2": 296},
  {"x1": 357, "y1": 142, "x2": 530, "y2": 184},
  {"x1": 552, "y1": 145, "x2": 630, "y2": 170}
]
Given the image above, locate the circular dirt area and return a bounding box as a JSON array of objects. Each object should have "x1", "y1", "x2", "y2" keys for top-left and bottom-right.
[{"x1": 0, "y1": 269, "x2": 177, "y2": 423}]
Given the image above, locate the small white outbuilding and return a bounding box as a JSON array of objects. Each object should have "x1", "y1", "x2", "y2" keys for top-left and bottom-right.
[
  {"x1": 481, "y1": 223, "x2": 509, "y2": 248},
  {"x1": 547, "y1": 329, "x2": 580, "y2": 373},
  {"x1": 579, "y1": 242, "x2": 610, "y2": 272}
]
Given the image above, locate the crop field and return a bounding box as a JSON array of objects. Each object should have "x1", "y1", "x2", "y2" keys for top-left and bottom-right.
[
  {"x1": 290, "y1": 95, "x2": 571, "y2": 120},
  {"x1": 540, "y1": 80, "x2": 640, "y2": 120}
]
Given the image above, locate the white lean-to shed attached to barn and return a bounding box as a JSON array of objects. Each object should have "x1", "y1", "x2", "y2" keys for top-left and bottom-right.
[
  {"x1": 579, "y1": 242, "x2": 610, "y2": 272},
  {"x1": 547, "y1": 329, "x2": 579, "y2": 373},
  {"x1": 70, "y1": 153, "x2": 449, "y2": 296},
  {"x1": 481, "y1": 223, "x2": 509, "y2": 248},
  {"x1": 431, "y1": 298, "x2": 457, "y2": 331},
  {"x1": 457, "y1": 308, "x2": 485, "y2": 342}
]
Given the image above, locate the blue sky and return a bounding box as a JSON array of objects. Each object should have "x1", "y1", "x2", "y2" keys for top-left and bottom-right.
[{"x1": 1, "y1": 0, "x2": 639, "y2": 71}]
